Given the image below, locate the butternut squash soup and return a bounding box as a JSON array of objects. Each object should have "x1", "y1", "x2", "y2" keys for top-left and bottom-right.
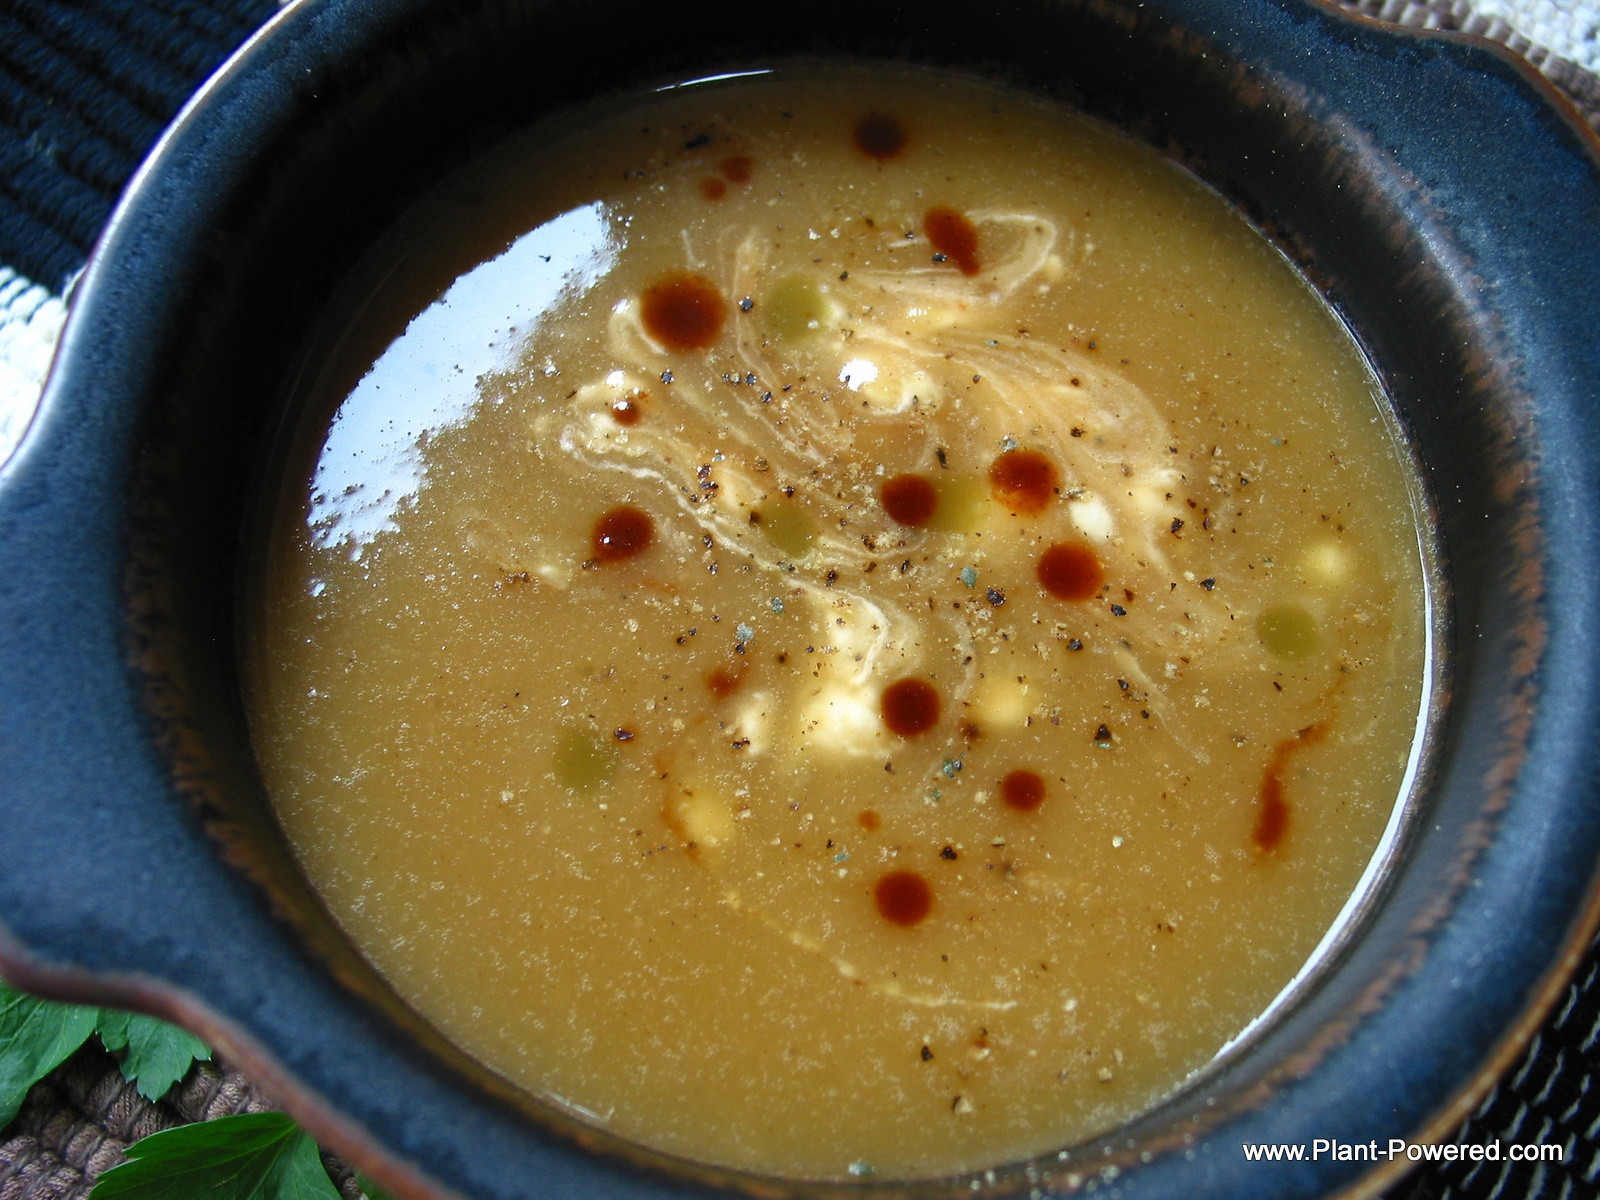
[{"x1": 248, "y1": 64, "x2": 1430, "y2": 1180}]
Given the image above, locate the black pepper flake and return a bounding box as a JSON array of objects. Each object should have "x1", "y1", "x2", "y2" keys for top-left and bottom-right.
[
  {"x1": 731, "y1": 738, "x2": 750, "y2": 749},
  {"x1": 826, "y1": 569, "x2": 838, "y2": 586},
  {"x1": 745, "y1": 372, "x2": 758, "y2": 385},
  {"x1": 900, "y1": 560, "x2": 911, "y2": 574},
  {"x1": 986, "y1": 587, "x2": 1006, "y2": 607},
  {"x1": 1094, "y1": 724, "x2": 1112, "y2": 744},
  {"x1": 940, "y1": 846, "x2": 958, "y2": 860},
  {"x1": 1070, "y1": 426, "x2": 1084, "y2": 437},
  {"x1": 1170, "y1": 518, "x2": 1185, "y2": 533},
  {"x1": 1067, "y1": 638, "x2": 1083, "y2": 651},
  {"x1": 935, "y1": 447, "x2": 948, "y2": 467},
  {"x1": 1109, "y1": 603, "x2": 1127, "y2": 617},
  {"x1": 920, "y1": 1045, "x2": 934, "y2": 1062},
  {"x1": 760, "y1": 391, "x2": 773, "y2": 403},
  {"x1": 1117, "y1": 678, "x2": 1128, "y2": 690},
  {"x1": 685, "y1": 132, "x2": 711, "y2": 149},
  {"x1": 1201, "y1": 577, "x2": 1216, "y2": 590},
  {"x1": 614, "y1": 728, "x2": 636, "y2": 741},
  {"x1": 839, "y1": 271, "x2": 850, "y2": 280},
  {"x1": 660, "y1": 369, "x2": 674, "y2": 384},
  {"x1": 932, "y1": 252, "x2": 949, "y2": 263},
  {"x1": 739, "y1": 296, "x2": 754, "y2": 312}
]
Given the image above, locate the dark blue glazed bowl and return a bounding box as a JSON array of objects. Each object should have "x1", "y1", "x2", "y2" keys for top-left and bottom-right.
[{"x1": 2, "y1": 1, "x2": 1599, "y2": 1197}]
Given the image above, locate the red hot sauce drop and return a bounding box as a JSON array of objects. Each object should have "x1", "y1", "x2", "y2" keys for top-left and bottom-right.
[
  {"x1": 591, "y1": 505, "x2": 654, "y2": 564},
  {"x1": 989, "y1": 449, "x2": 1058, "y2": 515},
  {"x1": 706, "y1": 664, "x2": 746, "y2": 700},
  {"x1": 719, "y1": 155, "x2": 753, "y2": 183},
  {"x1": 1255, "y1": 723, "x2": 1329, "y2": 852},
  {"x1": 1000, "y1": 769, "x2": 1046, "y2": 812},
  {"x1": 924, "y1": 206, "x2": 981, "y2": 276},
  {"x1": 1037, "y1": 543, "x2": 1104, "y2": 601},
  {"x1": 641, "y1": 272, "x2": 726, "y2": 351},
  {"x1": 875, "y1": 870, "x2": 933, "y2": 927},
  {"x1": 880, "y1": 473, "x2": 938, "y2": 527},
  {"x1": 611, "y1": 394, "x2": 643, "y2": 425},
  {"x1": 1255, "y1": 774, "x2": 1288, "y2": 854},
  {"x1": 854, "y1": 113, "x2": 906, "y2": 159},
  {"x1": 881, "y1": 677, "x2": 941, "y2": 736}
]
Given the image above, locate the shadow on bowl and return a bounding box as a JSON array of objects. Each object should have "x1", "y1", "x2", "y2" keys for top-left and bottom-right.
[{"x1": 2, "y1": 0, "x2": 1599, "y2": 1198}]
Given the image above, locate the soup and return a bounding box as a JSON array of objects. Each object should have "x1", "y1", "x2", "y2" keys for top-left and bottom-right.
[{"x1": 248, "y1": 64, "x2": 1430, "y2": 1181}]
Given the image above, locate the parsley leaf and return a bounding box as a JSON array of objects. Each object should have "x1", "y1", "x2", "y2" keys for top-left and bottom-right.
[
  {"x1": 0, "y1": 982, "x2": 99, "y2": 1128},
  {"x1": 90, "y1": 1111, "x2": 342, "y2": 1200},
  {"x1": 354, "y1": 1170, "x2": 401, "y2": 1200},
  {"x1": 96, "y1": 1010, "x2": 212, "y2": 1101}
]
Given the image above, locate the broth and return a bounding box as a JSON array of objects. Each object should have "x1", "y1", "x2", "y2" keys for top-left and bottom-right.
[{"x1": 248, "y1": 64, "x2": 1429, "y2": 1181}]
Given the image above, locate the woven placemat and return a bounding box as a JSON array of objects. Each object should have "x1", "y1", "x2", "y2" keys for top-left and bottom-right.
[
  {"x1": 0, "y1": 1039, "x2": 367, "y2": 1200},
  {"x1": 0, "y1": 2, "x2": 1597, "y2": 1198}
]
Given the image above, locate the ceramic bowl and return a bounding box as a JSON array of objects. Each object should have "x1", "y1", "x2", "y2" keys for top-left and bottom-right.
[{"x1": 3, "y1": 1, "x2": 1599, "y2": 1197}]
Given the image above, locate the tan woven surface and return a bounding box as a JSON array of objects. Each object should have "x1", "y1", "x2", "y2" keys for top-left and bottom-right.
[
  {"x1": 0, "y1": 1041, "x2": 362, "y2": 1200},
  {"x1": 1, "y1": 4, "x2": 1596, "y2": 1200}
]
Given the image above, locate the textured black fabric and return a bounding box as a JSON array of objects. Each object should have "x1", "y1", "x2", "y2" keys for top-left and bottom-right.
[
  {"x1": 0, "y1": 0, "x2": 277, "y2": 289},
  {"x1": 0, "y1": 2, "x2": 1596, "y2": 1198},
  {"x1": 1383, "y1": 942, "x2": 1600, "y2": 1199}
]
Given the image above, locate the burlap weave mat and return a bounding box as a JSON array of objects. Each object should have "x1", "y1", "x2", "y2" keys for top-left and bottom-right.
[{"x1": 0, "y1": 2, "x2": 1596, "y2": 1198}]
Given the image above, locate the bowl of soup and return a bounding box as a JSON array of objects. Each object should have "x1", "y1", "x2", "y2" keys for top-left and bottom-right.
[{"x1": 1, "y1": 0, "x2": 1598, "y2": 1198}]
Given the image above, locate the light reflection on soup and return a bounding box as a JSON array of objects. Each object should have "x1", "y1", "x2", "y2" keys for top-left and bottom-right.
[{"x1": 248, "y1": 64, "x2": 1430, "y2": 1181}]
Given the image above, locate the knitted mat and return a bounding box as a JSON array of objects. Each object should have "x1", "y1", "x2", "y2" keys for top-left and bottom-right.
[{"x1": 0, "y1": 2, "x2": 1597, "y2": 1199}]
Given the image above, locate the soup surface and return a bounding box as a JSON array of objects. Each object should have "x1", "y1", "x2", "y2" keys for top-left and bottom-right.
[{"x1": 249, "y1": 65, "x2": 1429, "y2": 1180}]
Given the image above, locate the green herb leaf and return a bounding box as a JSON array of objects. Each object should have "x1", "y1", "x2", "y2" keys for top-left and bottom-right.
[
  {"x1": 354, "y1": 1170, "x2": 401, "y2": 1200},
  {"x1": 96, "y1": 1011, "x2": 212, "y2": 1101},
  {"x1": 90, "y1": 1111, "x2": 342, "y2": 1200},
  {"x1": 0, "y1": 982, "x2": 100, "y2": 1128}
]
